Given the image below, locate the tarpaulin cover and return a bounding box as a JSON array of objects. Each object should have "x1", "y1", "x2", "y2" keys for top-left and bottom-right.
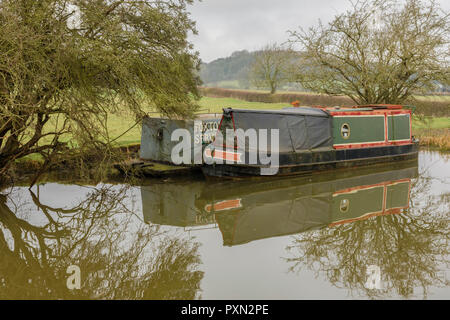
[{"x1": 228, "y1": 108, "x2": 332, "y2": 153}]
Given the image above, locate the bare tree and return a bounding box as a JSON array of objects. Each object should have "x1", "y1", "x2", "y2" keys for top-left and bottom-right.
[
  {"x1": 289, "y1": 0, "x2": 450, "y2": 104},
  {"x1": 249, "y1": 43, "x2": 294, "y2": 94}
]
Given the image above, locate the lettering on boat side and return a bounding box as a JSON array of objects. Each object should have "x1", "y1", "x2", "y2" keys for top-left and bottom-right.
[
  {"x1": 171, "y1": 121, "x2": 280, "y2": 175},
  {"x1": 180, "y1": 304, "x2": 269, "y2": 317}
]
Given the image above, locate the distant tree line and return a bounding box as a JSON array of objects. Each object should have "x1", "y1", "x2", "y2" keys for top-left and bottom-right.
[
  {"x1": 199, "y1": 48, "x2": 302, "y2": 92},
  {"x1": 200, "y1": 0, "x2": 449, "y2": 101},
  {"x1": 199, "y1": 50, "x2": 254, "y2": 86}
]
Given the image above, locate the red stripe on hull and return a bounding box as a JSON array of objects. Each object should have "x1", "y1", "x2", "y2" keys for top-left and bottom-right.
[
  {"x1": 332, "y1": 178, "x2": 411, "y2": 195},
  {"x1": 329, "y1": 208, "x2": 402, "y2": 227},
  {"x1": 205, "y1": 199, "x2": 242, "y2": 213},
  {"x1": 205, "y1": 148, "x2": 242, "y2": 162},
  {"x1": 334, "y1": 140, "x2": 412, "y2": 149}
]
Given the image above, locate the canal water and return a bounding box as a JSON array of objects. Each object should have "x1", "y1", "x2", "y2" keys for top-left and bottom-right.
[{"x1": 0, "y1": 151, "x2": 448, "y2": 299}]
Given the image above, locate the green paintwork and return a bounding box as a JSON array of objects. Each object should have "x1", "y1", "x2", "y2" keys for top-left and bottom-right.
[
  {"x1": 387, "y1": 115, "x2": 411, "y2": 141},
  {"x1": 331, "y1": 181, "x2": 410, "y2": 224},
  {"x1": 385, "y1": 181, "x2": 410, "y2": 209},
  {"x1": 333, "y1": 116, "x2": 385, "y2": 145},
  {"x1": 331, "y1": 186, "x2": 384, "y2": 222}
]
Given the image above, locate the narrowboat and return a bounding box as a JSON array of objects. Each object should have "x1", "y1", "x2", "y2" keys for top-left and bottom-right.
[{"x1": 202, "y1": 104, "x2": 419, "y2": 178}]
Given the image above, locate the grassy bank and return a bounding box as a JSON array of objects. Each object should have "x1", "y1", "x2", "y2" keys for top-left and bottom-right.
[
  {"x1": 410, "y1": 116, "x2": 450, "y2": 150},
  {"x1": 414, "y1": 129, "x2": 450, "y2": 151}
]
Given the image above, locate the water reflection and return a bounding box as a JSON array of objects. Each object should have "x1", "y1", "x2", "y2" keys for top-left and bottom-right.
[
  {"x1": 142, "y1": 162, "x2": 418, "y2": 246},
  {"x1": 139, "y1": 157, "x2": 449, "y2": 299},
  {"x1": 0, "y1": 152, "x2": 449, "y2": 299},
  {"x1": 0, "y1": 185, "x2": 203, "y2": 299},
  {"x1": 285, "y1": 166, "x2": 449, "y2": 299}
]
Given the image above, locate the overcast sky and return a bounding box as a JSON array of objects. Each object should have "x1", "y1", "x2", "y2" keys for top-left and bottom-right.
[{"x1": 187, "y1": 0, "x2": 450, "y2": 63}]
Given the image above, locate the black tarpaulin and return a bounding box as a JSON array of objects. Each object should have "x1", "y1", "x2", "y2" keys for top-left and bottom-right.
[{"x1": 228, "y1": 107, "x2": 332, "y2": 153}]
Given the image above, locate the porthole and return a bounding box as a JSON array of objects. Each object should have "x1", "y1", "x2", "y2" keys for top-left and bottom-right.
[
  {"x1": 340, "y1": 199, "x2": 350, "y2": 213},
  {"x1": 341, "y1": 123, "x2": 350, "y2": 139}
]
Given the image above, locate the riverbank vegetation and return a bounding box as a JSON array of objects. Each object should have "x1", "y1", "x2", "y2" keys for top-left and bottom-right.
[
  {"x1": 0, "y1": 0, "x2": 200, "y2": 184},
  {"x1": 11, "y1": 95, "x2": 450, "y2": 173}
]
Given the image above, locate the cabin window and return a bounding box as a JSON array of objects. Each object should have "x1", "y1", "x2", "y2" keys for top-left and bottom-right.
[
  {"x1": 341, "y1": 123, "x2": 350, "y2": 139},
  {"x1": 340, "y1": 199, "x2": 350, "y2": 213}
]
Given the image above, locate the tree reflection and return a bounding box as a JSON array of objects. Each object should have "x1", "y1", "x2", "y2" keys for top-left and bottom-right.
[
  {"x1": 285, "y1": 173, "x2": 449, "y2": 299},
  {"x1": 0, "y1": 185, "x2": 203, "y2": 299}
]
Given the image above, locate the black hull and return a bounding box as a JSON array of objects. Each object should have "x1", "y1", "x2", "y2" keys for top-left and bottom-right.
[{"x1": 201, "y1": 143, "x2": 419, "y2": 178}]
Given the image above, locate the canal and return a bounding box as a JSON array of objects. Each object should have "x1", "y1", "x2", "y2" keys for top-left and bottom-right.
[{"x1": 0, "y1": 151, "x2": 448, "y2": 299}]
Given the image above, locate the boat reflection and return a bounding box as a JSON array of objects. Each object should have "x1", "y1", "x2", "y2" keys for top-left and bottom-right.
[
  {"x1": 141, "y1": 181, "x2": 215, "y2": 227},
  {"x1": 141, "y1": 161, "x2": 418, "y2": 246}
]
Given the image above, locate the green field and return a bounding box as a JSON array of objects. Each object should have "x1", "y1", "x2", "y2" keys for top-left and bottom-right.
[
  {"x1": 197, "y1": 96, "x2": 289, "y2": 113},
  {"x1": 414, "y1": 95, "x2": 450, "y2": 102},
  {"x1": 412, "y1": 116, "x2": 450, "y2": 130},
  {"x1": 80, "y1": 97, "x2": 291, "y2": 148}
]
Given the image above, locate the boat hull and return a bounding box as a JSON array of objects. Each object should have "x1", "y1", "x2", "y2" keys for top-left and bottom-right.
[{"x1": 201, "y1": 142, "x2": 419, "y2": 178}]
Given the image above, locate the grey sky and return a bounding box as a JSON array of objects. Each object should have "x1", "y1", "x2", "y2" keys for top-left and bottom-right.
[{"x1": 187, "y1": 0, "x2": 450, "y2": 63}]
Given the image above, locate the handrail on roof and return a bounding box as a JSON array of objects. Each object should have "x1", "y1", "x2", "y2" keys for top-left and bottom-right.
[{"x1": 351, "y1": 104, "x2": 404, "y2": 110}]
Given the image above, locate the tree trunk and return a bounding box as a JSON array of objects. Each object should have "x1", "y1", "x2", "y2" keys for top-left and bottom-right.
[{"x1": 270, "y1": 82, "x2": 276, "y2": 94}]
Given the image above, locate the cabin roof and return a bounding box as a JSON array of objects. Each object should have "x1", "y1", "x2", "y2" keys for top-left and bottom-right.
[
  {"x1": 323, "y1": 104, "x2": 405, "y2": 112},
  {"x1": 223, "y1": 107, "x2": 330, "y2": 118}
]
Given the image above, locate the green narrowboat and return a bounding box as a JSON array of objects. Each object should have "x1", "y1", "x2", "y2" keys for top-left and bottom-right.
[{"x1": 202, "y1": 104, "x2": 418, "y2": 178}]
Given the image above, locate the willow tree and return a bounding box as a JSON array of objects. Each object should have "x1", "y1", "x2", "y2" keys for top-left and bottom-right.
[
  {"x1": 289, "y1": 0, "x2": 449, "y2": 104},
  {"x1": 0, "y1": 0, "x2": 201, "y2": 176}
]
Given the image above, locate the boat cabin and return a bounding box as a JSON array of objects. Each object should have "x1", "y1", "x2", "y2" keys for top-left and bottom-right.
[
  {"x1": 322, "y1": 104, "x2": 412, "y2": 149},
  {"x1": 203, "y1": 104, "x2": 417, "y2": 177},
  {"x1": 214, "y1": 104, "x2": 412, "y2": 152}
]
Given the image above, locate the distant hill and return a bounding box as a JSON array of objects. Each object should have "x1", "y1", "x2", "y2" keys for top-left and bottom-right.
[
  {"x1": 199, "y1": 50, "x2": 304, "y2": 91},
  {"x1": 199, "y1": 50, "x2": 254, "y2": 88}
]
